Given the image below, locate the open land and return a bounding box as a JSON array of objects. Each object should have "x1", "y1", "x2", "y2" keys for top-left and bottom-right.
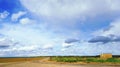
[{"x1": 0, "y1": 56, "x2": 120, "y2": 67}]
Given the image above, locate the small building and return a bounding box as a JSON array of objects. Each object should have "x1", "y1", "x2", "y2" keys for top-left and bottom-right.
[{"x1": 100, "y1": 53, "x2": 112, "y2": 59}]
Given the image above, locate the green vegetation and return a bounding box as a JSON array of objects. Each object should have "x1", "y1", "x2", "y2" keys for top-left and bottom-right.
[{"x1": 50, "y1": 56, "x2": 120, "y2": 63}]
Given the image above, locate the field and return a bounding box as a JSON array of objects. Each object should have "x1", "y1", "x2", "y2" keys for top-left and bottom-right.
[
  {"x1": 0, "y1": 57, "x2": 46, "y2": 63},
  {"x1": 0, "y1": 56, "x2": 120, "y2": 67},
  {"x1": 50, "y1": 56, "x2": 120, "y2": 63},
  {"x1": 0, "y1": 56, "x2": 120, "y2": 63}
]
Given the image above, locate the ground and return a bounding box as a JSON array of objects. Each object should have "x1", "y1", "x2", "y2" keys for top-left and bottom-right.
[{"x1": 0, "y1": 57, "x2": 120, "y2": 67}]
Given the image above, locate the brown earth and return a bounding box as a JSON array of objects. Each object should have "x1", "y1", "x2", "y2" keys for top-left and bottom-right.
[{"x1": 0, "y1": 57, "x2": 120, "y2": 67}]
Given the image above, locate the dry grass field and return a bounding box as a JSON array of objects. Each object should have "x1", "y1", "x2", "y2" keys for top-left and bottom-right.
[
  {"x1": 0, "y1": 57, "x2": 46, "y2": 63},
  {"x1": 0, "y1": 57, "x2": 120, "y2": 67}
]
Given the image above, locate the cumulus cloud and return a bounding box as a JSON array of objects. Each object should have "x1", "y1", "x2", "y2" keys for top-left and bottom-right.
[
  {"x1": 0, "y1": 11, "x2": 9, "y2": 19},
  {"x1": 19, "y1": 17, "x2": 36, "y2": 25},
  {"x1": 11, "y1": 11, "x2": 26, "y2": 21}
]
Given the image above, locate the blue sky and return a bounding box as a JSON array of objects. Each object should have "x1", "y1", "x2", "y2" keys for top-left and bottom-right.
[{"x1": 0, "y1": 0, "x2": 120, "y2": 57}]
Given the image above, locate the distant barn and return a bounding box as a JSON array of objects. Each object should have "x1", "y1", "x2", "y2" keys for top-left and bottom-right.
[{"x1": 100, "y1": 53, "x2": 112, "y2": 59}]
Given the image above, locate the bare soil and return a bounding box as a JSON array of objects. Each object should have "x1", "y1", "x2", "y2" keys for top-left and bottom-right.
[{"x1": 0, "y1": 58, "x2": 120, "y2": 67}]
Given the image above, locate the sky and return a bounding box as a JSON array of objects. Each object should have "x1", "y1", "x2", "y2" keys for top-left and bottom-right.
[{"x1": 0, "y1": 0, "x2": 120, "y2": 57}]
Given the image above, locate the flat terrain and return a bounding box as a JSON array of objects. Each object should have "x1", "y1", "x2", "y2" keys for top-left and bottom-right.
[
  {"x1": 0, "y1": 61, "x2": 120, "y2": 67},
  {"x1": 0, "y1": 57, "x2": 120, "y2": 67}
]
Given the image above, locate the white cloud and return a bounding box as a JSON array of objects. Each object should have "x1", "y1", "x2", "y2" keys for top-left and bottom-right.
[
  {"x1": 11, "y1": 11, "x2": 26, "y2": 21},
  {"x1": 0, "y1": 11, "x2": 9, "y2": 19},
  {"x1": 19, "y1": 0, "x2": 120, "y2": 33},
  {"x1": 19, "y1": 17, "x2": 36, "y2": 25},
  {"x1": 0, "y1": 24, "x2": 55, "y2": 45},
  {"x1": 43, "y1": 44, "x2": 53, "y2": 49},
  {"x1": 109, "y1": 0, "x2": 120, "y2": 11},
  {"x1": 61, "y1": 42, "x2": 120, "y2": 56},
  {"x1": 93, "y1": 18, "x2": 120, "y2": 36},
  {"x1": 0, "y1": 37, "x2": 14, "y2": 48},
  {"x1": 13, "y1": 45, "x2": 37, "y2": 51},
  {"x1": 1, "y1": 0, "x2": 120, "y2": 56},
  {"x1": 61, "y1": 48, "x2": 66, "y2": 52},
  {"x1": 0, "y1": 19, "x2": 83, "y2": 56},
  {"x1": 20, "y1": 0, "x2": 120, "y2": 20},
  {"x1": 0, "y1": 23, "x2": 64, "y2": 53},
  {"x1": 62, "y1": 43, "x2": 73, "y2": 48}
]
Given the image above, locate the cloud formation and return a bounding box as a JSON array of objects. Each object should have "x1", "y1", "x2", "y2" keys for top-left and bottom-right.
[
  {"x1": 65, "y1": 38, "x2": 79, "y2": 44},
  {"x1": 0, "y1": 11, "x2": 9, "y2": 19},
  {"x1": 93, "y1": 18, "x2": 120, "y2": 36},
  {"x1": 19, "y1": 17, "x2": 36, "y2": 25},
  {"x1": 62, "y1": 43, "x2": 73, "y2": 48},
  {"x1": 88, "y1": 35, "x2": 120, "y2": 44},
  {"x1": 0, "y1": 36, "x2": 13, "y2": 49},
  {"x1": 20, "y1": 0, "x2": 120, "y2": 20},
  {"x1": 19, "y1": 0, "x2": 120, "y2": 35},
  {"x1": 11, "y1": 11, "x2": 26, "y2": 21},
  {"x1": 1, "y1": 0, "x2": 120, "y2": 56}
]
